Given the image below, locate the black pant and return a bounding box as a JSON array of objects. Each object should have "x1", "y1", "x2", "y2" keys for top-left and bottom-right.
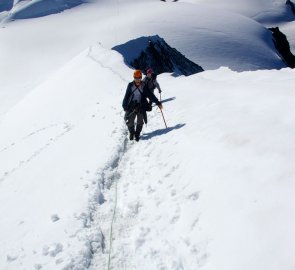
[{"x1": 125, "y1": 111, "x2": 143, "y2": 134}]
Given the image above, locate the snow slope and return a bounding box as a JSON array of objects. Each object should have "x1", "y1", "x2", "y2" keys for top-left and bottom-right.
[
  {"x1": 0, "y1": 0, "x2": 286, "y2": 116},
  {"x1": 1, "y1": 43, "x2": 295, "y2": 270},
  {"x1": 0, "y1": 44, "x2": 129, "y2": 269},
  {"x1": 1, "y1": 0, "x2": 295, "y2": 269},
  {"x1": 0, "y1": 0, "x2": 89, "y2": 20},
  {"x1": 179, "y1": 0, "x2": 295, "y2": 25},
  {"x1": 104, "y1": 68, "x2": 295, "y2": 270}
]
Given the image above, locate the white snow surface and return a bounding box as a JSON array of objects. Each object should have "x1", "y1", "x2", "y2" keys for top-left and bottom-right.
[
  {"x1": 0, "y1": 0, "x2": 290, "y2": 115},
  {"x1": 1, "y1": 0, "x2": 295, "y2": 269},
  {"x1": 179, "y1": 0, "x2": 295, "y2": 25},
  {"x1": 1, "y1": 43, "x2": 295, "y2": 270}
]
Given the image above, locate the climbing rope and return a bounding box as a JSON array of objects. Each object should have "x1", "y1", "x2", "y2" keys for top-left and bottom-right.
[
  {"x1": 107, "y1": 0, "x2": 121, "y2": 263},
  {"x1": 107, "y1": 176, "x2": 118, "y2": 270}
]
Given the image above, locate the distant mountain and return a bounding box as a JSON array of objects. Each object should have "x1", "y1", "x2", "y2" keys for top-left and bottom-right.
[
  {"x1": 1, "y1": 0, "x2": 88, "y2": 20},
  {"x1": 112, "y1": 35, "x2": 204, "y2": 76},
  {"x1": 286, "y1": 0, "x2": 295, "y2": 15},
  {"x1": 0, "y1": 0, "x2": 13, "y2": 12}
]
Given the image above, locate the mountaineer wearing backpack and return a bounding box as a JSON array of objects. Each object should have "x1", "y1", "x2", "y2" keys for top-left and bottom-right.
[
  {"x1": 122, "y1": 70, "x2": 163, "y2": 141},
  {"x1": 143, "y1": 68, "x2": 162, "y2": 106}
]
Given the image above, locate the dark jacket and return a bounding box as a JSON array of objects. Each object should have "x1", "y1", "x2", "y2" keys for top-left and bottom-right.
[
  {"x1": 122, "y1": 81, "x2": 161, "y2": 124},
  {"x1": 142, "y1": 76, "x2": 162, "y2": 93}
]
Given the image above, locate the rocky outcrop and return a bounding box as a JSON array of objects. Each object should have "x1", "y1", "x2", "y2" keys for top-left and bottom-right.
[
  {"x1": 286, "y1": 0, "x2": 295, "y2": 15},
  {"x1": 269, "y1": 27, "x2": 295, "y2": 68},
  {"x1": 112, "y1": 35, "x2": 204, "y2": 76}
]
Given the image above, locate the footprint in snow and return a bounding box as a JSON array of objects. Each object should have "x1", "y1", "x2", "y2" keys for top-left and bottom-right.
[
  {"x1": 127, "y1": 201, "x2": 142, "y2": 215},
  {"x1": 56, "y1": 258, "x2": 63, "y2": 265},
  {"x1": 191, "y1": 217, "x2": 199, "y2": 229},
  {"x1": 147, "y1": 185, "x2": 155, "y2": 194},
  {"x1": 51, "y1": 214, "x2": 60, "y2": 222},
  {"x1": 187, "y1": 192, "x2": 200, "y2": 201},
  {"x1": 34, "y1": 264, "x2": 42, "y2": 270},
  {"x1": 42, "y1": 243, "x2": 63, "y2": 257},
  {"x1": 170, "y1": 189, "x2": 177, "y2": 196},
  {"x1": 135, "y1": 227, "x2": 151, "y2": 249},
  {"x1": 6, "y1": 254, "x2": 18, "y2": 262},
  {"x1": 170, "y1": 215, "x2": 180, "y2": 224}
]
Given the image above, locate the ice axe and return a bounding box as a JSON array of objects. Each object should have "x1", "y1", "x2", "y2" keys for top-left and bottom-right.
[
  {"x1": 159, "y1": 106, "x2": 168, "y2": 129},
  {"x1": 158, "y1": 92, "x2": 167, "y2": 128}
]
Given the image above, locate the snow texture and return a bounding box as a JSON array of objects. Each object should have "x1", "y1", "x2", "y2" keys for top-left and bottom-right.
[
  {"x1": 1, "y1": 42, "x2": 295, "y2": 270},
  {"x1": 1, "y1": 0, "x2": 295, "y2": 269},
  {"x1": 0, "y1": 0, "x2": 288, "y2": 116}
]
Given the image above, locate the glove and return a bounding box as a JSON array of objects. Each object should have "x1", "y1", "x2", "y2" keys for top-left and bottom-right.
[{"x1": 159, "y1": 90, "x2": 162, "y2": 94}]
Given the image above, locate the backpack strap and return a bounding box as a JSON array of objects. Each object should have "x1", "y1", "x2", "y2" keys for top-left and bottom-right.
[
  {"x1": 131, "y1": 85, "x2": 143, "y2": 95},
  {"x1": 127, "y1": 84, "x2": 144, "y2": 107}
]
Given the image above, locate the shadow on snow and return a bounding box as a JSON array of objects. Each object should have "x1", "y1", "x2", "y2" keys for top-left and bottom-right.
[
  {"x1": 152, "y1": 96, "x2": 176, "y2": 107},
  {"x1": 141, "y1": 123, "x2": 186, "y2": 140},
  {"x1": 160, "y1": 96, "x2": 176, "y2": 104}
]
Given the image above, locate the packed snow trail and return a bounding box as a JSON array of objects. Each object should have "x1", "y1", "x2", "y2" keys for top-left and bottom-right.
[
  {"x1": 90, "y1": 67, "x2": 295, "y2": 270},
  {"x1": 1, "y1": 42, "x2": 295, "y2": 270},
  {"x1": 90, "y1": 106, "x2": 175, "y2": 270}
]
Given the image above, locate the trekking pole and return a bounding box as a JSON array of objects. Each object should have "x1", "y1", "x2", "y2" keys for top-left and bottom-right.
[{"x1": 159, "y1": 107, "x2": 168, "y2": 129}]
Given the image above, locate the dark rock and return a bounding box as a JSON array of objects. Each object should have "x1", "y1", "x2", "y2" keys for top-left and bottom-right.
[
  {"x1": 286, "y1": 0, "x2": 295, "y2": 15},
  {"x1": 112, "y1": 35, "x2": 203, "y2": 76},
  {"x1": 269, "y1": 27, "x2": 295, "y2": 68}
]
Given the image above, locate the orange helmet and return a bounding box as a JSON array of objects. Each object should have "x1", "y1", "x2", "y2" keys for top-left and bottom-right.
[{"x1": 133, "y1": 70, "x2": 142, "y2": 78}]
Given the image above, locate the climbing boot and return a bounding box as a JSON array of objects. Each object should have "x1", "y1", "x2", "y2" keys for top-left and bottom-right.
[
  {"x1": 135, "y1": 132, "x2": 140, "y2": 142},
  {"x1": 128, "y1": 126, "x2": 135, "y2": 140},
  {"x1": 129, "y1": 132, "x2": 134, "y2": 140},
  {"x1": 135, "y1": 125, "x2": 142, "y2": 142}
]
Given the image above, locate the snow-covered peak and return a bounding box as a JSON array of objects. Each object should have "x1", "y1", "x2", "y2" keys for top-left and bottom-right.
[{"x1": 1, "y1": 0, "x2": 90, "y2": 22}]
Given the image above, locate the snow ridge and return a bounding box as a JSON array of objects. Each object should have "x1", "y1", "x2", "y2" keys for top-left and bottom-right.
[
  {"x1": 60, "y1": 44, "x2": 135, "y2": 269},
  {"x1": 85, "y1": 131, "x2": 132, "y2": 270},
  {"x1": 87, "y1": 44, "x2": 129, "y2": 84},
  {"x1": 62, "y1": 135, "x2": 129, "y2": 269}
]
